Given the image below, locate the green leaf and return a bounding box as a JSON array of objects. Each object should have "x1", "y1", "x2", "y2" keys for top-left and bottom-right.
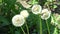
[
  {"x1": 0, "y1": 0, "x2": 2, "y2": 2},
  {"x1": 53, "y1": 5, "x2": 57, "y2": 9},
  {"x1": 0, "y1": 16, "x2": 10, "y2": 27},
  {"x1": 53, "y1": 28, "x2": 58, "y2": 34},
  {"x1": 0, "y1": 0, "x2": 2, "y2": 5},
  {"x1": 15, "y1": 31, "x2": 20, "y2": 34}
]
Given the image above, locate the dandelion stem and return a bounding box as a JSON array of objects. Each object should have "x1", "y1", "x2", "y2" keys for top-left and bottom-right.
[
  {"x1": 9, "y1": 25, "x2": 14, "y2": 34},
  {"x1": 21, "y1": 27, "x2": 26, "y2": 34},
  {"x1": 46, "y1": 20, "x2": 50, "y2": 34},
  {"x1": 25, "y1": 22, "x2": 29, "y2": 34},
  {"x1": 9, "y1": 27, "x2": 14, "y2": 34},
  {"x1": 40, "y1": 15, "x2": 42, "y2": 34}
]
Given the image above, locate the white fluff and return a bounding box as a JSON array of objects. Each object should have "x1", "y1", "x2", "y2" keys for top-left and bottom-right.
[
  {"x1": 12, "y1": 15, "x2": 25, "y2": 27},
  {"x1": 32, "y1": 5, "x2": 42, "y2": 14},
  {"x1": 20, "y1": 10, "x2": 29, "y2": 18},
  {"x1": 41, "y1": 9, "x2": 51, "y2": 20},
  {"x1": 16, "y1": 0, "x2": 31, "y2": 8}
]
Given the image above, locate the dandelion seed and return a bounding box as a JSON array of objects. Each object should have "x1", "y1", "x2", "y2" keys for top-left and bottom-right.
[
  {"x1": 41, "y1": 9, "x2": 51, "y2": 20},
  {"x1": 16, "y1": 0, "x2": 31, "y2": 8},
  {"x1": 12, "y1": 15, "x2": 25, "y2": 27},
  {"x1": 32, "y1": 5, "x2": 42, "y2": 14},
  {"x1": 20, "y1": 10, "x2": 29, "y2": 18}
]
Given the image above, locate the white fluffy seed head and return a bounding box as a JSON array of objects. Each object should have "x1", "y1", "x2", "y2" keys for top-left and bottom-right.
[
  {"x1": 41, "y1": 9, "x2": 51, "y2": 20},
  {"x1": 16, "y1": 0, "x2": 31, "y2": 9},
  {"x1": 20, "y1": 1, "x2": 31, "y2": 8},
  {"x1": 20, "y1": 10, "x2": 29, "y2": 18},
  {"x1": 12, "y1": 15, "x2": 25, "y2": 27},
  {"x1": 32, "y1": 4, "x2": 42, "y2": 14}
]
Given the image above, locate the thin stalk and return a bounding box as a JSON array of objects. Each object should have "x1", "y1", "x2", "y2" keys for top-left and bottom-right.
[
  {"x1": 25, "y1": 23, "x2": 29, "y2": 34},
  {"x1": 9, "y1": 25, "x2": 14, "y2": 34},
  {"x1": 21, "y1": 27, "x2": 26, "y2": 34},
  {"x1": 46, "y1": 20, "x2": 50, "y2": 34},
  {"x1": 9, "y1": 27, "x2": 14, "y2": 34},
  {"x1": 40, "y1": 15, "x2": 42, "y2": 34}
]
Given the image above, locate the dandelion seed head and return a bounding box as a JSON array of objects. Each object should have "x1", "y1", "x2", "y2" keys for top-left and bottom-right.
[
  {"x1": 20, "y1": 10, "x2": 29, "y2": 18},
  {"x1": 32, "y1": 5, "x2": 42, "y2": 14},
  {"x1": 41, "y1": 9, "x2": 51, "y2": 20},
  {"x1": 12, "y1": 15, "x2": 25, "y2": 27}
]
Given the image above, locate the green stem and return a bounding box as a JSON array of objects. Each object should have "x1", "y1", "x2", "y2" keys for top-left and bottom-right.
[
  {"x1": 9, "y1": 25, "x2": 14, "y2": 34},
  {"x1": 21, "y1": 27, "x2": 26, "y2": 34},
  {"x1": 46, "y1": 20, "x2": 50, "y2": 34},
  {"x1": 40, "y1": 15, "x2": 42, "y2": 34},
  {"x1": 9, "y1": 27, "x2": 14, "y2": 34},
  {"x1": 25, "y1": 23, "x2": 29, "y2": 34}
]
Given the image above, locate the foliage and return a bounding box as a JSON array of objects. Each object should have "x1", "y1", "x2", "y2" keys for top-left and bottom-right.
[{"x1": 0, "y1": 0, "x2": 60, "y2": 34}]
